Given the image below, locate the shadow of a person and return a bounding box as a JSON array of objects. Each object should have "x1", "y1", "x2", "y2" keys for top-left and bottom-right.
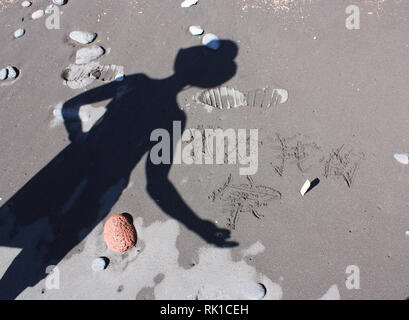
[{"x1": 0, "y1": 40, "x2": 239, "y2": 299}]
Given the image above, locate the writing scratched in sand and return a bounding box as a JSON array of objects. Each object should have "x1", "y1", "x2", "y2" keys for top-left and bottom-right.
[
  {"x1": 324, "y1": 145, "x2": 365, "y2": 188},
  {"x1": 271, "y1": 133, "x2": 322, "y2": 176},
  {"x1": 209, "y1": 175, "x2": 281, "y2": 230}
]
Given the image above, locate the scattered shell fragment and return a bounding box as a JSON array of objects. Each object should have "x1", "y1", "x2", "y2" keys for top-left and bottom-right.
[
  {"x1": 21, "y1": 1, "x2": 32, "y2": 7},
  {"x1": 300, "y1": 179, "x2": 311, "y2": 196},
  {"x1": 75, "y1": 45, "x2": 105, "y2": 64},
  {"x1": 394, "y1": 153, "x2": 409, "y2": 165},
  {"x1": 189, "y1": 25, "x2": 204, "y2": 36},
  {"x1": 69, "y1": 31, "x2": 97, "y2": 45},
  {"x1": 181, "y1": 0, "x2": 198, "y2": 8},
  {"x1": 0, "y1": 68, "x2": 7, "y2": 81},
  {"x1": 14, "y1": 28, "x2": 25, "y2": 39},
  {"x1": 202, "y1": 33, "x2": 220, "y2": 50},
  {"x1": 92, "y1": 257, "x2": 109, "y2": 271},
  {"x1": 32, "y1": 9, "x2": 45, "y2": 20}
]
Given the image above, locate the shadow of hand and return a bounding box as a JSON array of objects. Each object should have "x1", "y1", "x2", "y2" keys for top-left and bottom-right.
[{"x1": 199, "y1": 220, "x2": 238, "y2": 248}]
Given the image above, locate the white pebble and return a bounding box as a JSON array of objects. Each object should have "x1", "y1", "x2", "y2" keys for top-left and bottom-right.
[
  {"x1": 91, "y1": 257, "x2": 108, "y2": 271},
  {"x1": 405, "y1": 230, "x2": 409, "y2": 237},
  {"x1": 21, "y1": 1, "x2": 32, "y2": 7},
  {"x1": 75, "y1": 45, "x2": 105, "y2": 64},
  {"x1": 14, "y1": 28, "x2": 25, "y2": 39},
  {"x1": 0, "y1": 68, "x2": 7, "y2": 81},
  {"x1": 181, "y1": 0, "x2": 198, "y2": 8},
  {"x1": 53, "y1": 0, "x2": 67, "y2": 5},
  {"x1": 300, "y1": 179, "x2": 311, "y2": 196},
  {"x1": 32, "y1": 10, "x2": 44, "y2": 20},
  {"x1": 241, "y1": 282, "x2": 266, "y2": 300},
  {"x1": 189, "y1": 25, "x2": 204, "y2": 36},
  {"x1": 394, "y1": 153, "x2": 409, "y2": 165},
  {"x1": 69, "y1": 31, "x2": 97, "y2": 45},
  {"x1": 6, "y1": 66, "x2": 18, "y2": 79},
  {"x1": 202, "y1": 33, "x2": 220, "y2": 50}
]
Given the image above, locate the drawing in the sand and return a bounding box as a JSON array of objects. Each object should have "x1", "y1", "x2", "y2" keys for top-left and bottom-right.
[
  {"x1": 324, "y1": 145, "x2": 365, "y2": 188},
  {"x1": 209, "y1": 174, "x2": 282, "y2": 230},
  {"x1": 271, "y1": 133, "x2": 322, "y2": 176}
]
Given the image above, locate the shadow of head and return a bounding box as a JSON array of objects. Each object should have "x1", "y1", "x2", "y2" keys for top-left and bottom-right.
[{"x1": 173, "y1": 39, "x2": 238, "y2": 88}]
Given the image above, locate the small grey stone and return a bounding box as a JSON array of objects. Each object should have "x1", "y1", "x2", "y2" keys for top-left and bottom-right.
[
  {"x1": 69, "y1": 31, "x2": 97, "y2": 45},
  {"x1": 32, "y1": 10, "x2": 44, "y2": 20},
  {"x1": 6, "y1": 66, "x2": 18, "y2": 79},
  {"x1": 53, "y1": 0, "x2": 67, "y2": 5},
  {"x1": 92, "y1": 257, "x2": 108, "y2": 271},
  {"x1": 75, "y1": 45, "x2": 105, "y2": 64},
  {"x1": 21, "y1": 1, "x2": 32, "y2": 7},
  {"x1": 14, "y1": 28, "x2": 25, "y2": 39},
  {"x1": 0, "y1": 68, "x2": 8, "y2": 81}
]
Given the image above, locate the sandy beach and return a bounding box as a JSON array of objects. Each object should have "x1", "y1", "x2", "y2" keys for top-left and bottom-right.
[{"x1": 0, "y1": 0, "x2": 408, "y2": 300}]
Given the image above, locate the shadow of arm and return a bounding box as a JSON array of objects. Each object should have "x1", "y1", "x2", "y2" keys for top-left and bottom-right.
[{"x1": 61, "y1": 80, "x2": 122, "y2": 142}]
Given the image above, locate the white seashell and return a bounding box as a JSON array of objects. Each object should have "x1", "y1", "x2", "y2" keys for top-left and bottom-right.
[
  {"x1": 69, "y1": 31, "x2": 97, "y2": 45},
  {"x1": 300, "y1": 179, "x2": 311, "y2": 196},
  {"x1": 394, "y1": 153, "x2": 409, "y2": 165},
  {"x1": 32, "y1": 10, "x2": 44, "y2": 20},
  {"x1": 189, "y1": 25, "x2": 204, "y2": 36},
  {"x1": 181, "y1": 0, "x2": 198, "y2": 8},
  {"x1": 14, "y1": 28, "x2": 25, "y2": 38},
  {"x1": 202, "y1": 33, "x2": 220, "y2": 50}
]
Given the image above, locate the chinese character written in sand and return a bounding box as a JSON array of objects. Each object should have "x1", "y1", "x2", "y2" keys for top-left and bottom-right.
[
  {"x1": 209, "y1": 175, "x2": 281, "y2": 230},
  {"x1": 324, "y1": 145, "x2": 365, "y2": 188},
  {"x1": 271, "y1": 133, "x2": 322, "y2": 176}
]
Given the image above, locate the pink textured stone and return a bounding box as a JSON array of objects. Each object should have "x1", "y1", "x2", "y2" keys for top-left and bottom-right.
[{"x1": 103, "y1": 214, "x2": 137, "y2": 253}]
